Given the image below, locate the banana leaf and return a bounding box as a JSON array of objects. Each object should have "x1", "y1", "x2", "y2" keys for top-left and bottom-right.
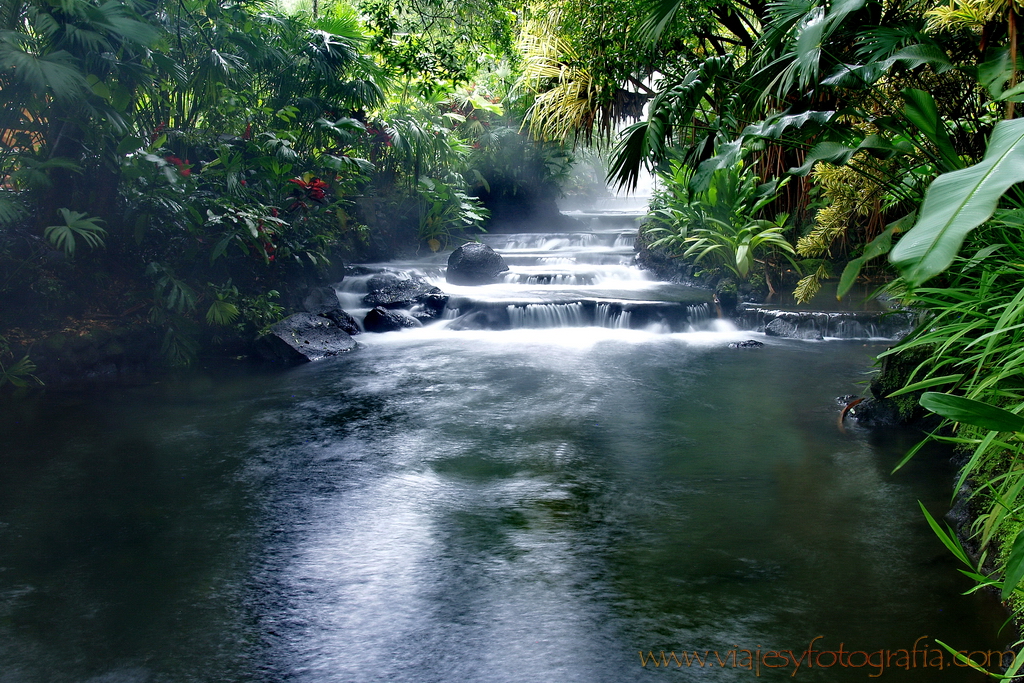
[{"x1": 890, "y1": 118, "x2": 1024, "y2": 286}]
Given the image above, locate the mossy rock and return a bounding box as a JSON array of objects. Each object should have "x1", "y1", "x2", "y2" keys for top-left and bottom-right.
[{"x1": 868, "y1": 343, "x2": 937, "y2": 423}]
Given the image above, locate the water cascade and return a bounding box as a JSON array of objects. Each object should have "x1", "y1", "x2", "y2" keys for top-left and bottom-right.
[{"x1": 350, "y1": 215, "x2": 909, "y2": 339}]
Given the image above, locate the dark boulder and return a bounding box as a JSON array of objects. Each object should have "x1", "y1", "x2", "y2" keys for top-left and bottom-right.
[
  {"x1": 446, "y1": 243, "x2": 509, "y2": 285},
  {"x1": 728, "y1": 339, "x2": 764, "y2": 348},
  {"x1": 302, "y1": 285, "x2": 361, "y2": 335},
  {"x1": 714, "y1": 288, "x2": 739, "y2": 318},
  {"x1": 363, "y1": 306, "x2": 423, "y2": 333},
  {"x1": 320, "y1": 308, "x2": 361, "y2": 335},
  {"x1": 845, "y1": 397, "x2": 903, "y2": 427},
  {"x1": 255, "y1": 313, "x2": 357, "y2": 363},
  {"x1": 363, "y1": 272, "x2": 448, "y2": 318},
  {"x1": 303, "y1": 285, "x2": 340, "y2": 313}
]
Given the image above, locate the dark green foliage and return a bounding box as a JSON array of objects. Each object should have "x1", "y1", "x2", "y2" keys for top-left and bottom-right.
[
  {"x1": 644, "y1": 160, "x2": 797, "y2": 282},
  {"x1": 358, "y1": 0, "x2": 519, "y2": 84}
]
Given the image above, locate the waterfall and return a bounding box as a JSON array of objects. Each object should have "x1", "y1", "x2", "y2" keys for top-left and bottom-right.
[
  {"x1": 613, "y1": 233, "x2": 635, "y2": 248},
  {"x1": 686, "y1": 302, "x2": 712, "y2": 325},
  {"x1": 735, "y1": 306, "x2": 915, "y2": 340},
  {"x1": 501, "y1": 273, "x2": 588, "y2": 285},
  {"x1": 507, "y1": 303, "x2": 586, "y2": 328},
  {"x1": 595, "y1": 303, "x2": 632, "y2": 329}
]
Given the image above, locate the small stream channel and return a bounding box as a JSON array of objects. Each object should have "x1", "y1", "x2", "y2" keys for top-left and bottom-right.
[{"x1": 0, "y1": 205, "x2": 1013, "y2": 682}]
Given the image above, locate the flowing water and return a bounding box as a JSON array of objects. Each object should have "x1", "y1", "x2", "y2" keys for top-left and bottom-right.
[{"x1": 0, "y1": 210, "x2": 1013, "y2": 682}]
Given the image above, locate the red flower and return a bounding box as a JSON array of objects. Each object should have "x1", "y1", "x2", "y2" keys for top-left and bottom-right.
[
  {"x1": 165, "y1": 155, "x2": 191, "y2": 176},
  {"x1": 288, "y1": 177, "x2": 329, "y2": 203}
]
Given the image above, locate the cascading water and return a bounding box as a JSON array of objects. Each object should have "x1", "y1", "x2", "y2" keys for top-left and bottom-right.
[
  {"x1": 355, "y1": 225, "x2": 724, "y2": 335},
  {"x1": 507, "y1": 302, "x2": 586, "y2": 328},
  {"x1": 352, "y1": 214, "x2": 909, "y2": 340}
]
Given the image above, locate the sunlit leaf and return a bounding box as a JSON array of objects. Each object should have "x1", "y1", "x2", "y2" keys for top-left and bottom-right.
[
  {"x1": 1002, "y1": 528, "x2": 1024, "y2": 600},
  {"x1": 891, "y1": 118, "x2": 1024, "y2": 286},
  {"x1": 919, "y1": 392, "x2": 1024, "y2": 432}
]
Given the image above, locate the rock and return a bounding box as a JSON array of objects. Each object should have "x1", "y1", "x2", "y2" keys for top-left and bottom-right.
[
  {"x1": 320, "y1": 308, "x2": 361, "y2": 335},
  {"x1": 363, "y1": 306, "x2": 423, "y2": 333},
  {"x1": 408, "y1": 292, "x2": 449, "y2": 320},
  {"x1": 42, "y1": 333, "x2": 68, "y2": 352},
  {"x1": 764, "y1": 317, "x2": 824, "y2": 340},
  {"x1": 255, "y1": 313, "x2": 357, "y2": 363},
  {"x1": 362, "y1": 272, "x2": 448, "y2": 318},
  {"x1": 728, "y1": 339, "x2": 764, "y2": 348},
  {"x1": 845, "y1": 397, "x2": 902, "y2": 427},
  {"x1": 714, "y1": 288, "x2": 739, "y2": 318},
  {"x1": 446, "y1": 243, "x2": 509, "y2": 285},
  {"x1": 303, "y1": 285, "x2": 341, "y2": 313},
  {"x1": 302, "y1": 284, "x2": 361, "y2": 334}
]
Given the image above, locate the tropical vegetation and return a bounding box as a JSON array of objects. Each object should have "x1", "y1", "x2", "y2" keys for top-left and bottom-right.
[{"x1": 0, "y1": 0, "x2": 573, "y2": 370}]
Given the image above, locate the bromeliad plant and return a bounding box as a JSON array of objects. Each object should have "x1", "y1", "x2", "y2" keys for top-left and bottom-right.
[
  {"x1": 645, "y1": 160, "x2": 797, "y2": 281},
  {"x1": 416, "y1": 175, "x2": 488, "y2": 252}
]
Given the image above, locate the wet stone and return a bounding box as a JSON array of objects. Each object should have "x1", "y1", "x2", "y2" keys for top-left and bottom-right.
[
  {"x1": 255, "y1": 313, "x2": 357, "y2": 363},
  {"x1": 728, "y1": 339, "x2": 764, "y2": 348},
  {"x1": 363, "y1": 307, "x2": 423, "y2": 333},
  {"x1": 446, "y1": 243, "x2": 509, "y2": 285}
]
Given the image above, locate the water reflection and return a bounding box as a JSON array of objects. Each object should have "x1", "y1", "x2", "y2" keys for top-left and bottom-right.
[{"x1": 0, "y1": 333, "x2": 1010, "y2": 682}]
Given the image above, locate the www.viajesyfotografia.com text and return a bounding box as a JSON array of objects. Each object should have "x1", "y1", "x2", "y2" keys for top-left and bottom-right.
[{"x1": 639, "y1": 636, "x2": 1014, "y2": 677}]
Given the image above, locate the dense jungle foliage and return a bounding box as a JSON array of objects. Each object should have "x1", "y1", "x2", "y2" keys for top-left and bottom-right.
[
  {"x1": 6, "y1": 0, "x2": 1024, "y2": 664},
  {"x1": 0, "y1": 0, "x2": 576, "y2": 371}
]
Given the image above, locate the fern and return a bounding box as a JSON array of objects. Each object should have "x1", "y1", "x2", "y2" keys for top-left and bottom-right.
[
  {"x1": 0, "y1": 354, "x2": 42, "y2": 388},
  {"x1": 206, "y1": 299, "x2": 240, "y2": 325},
  {"x1": 43, "y1": 208, "x2": 107, "y2": 256}
]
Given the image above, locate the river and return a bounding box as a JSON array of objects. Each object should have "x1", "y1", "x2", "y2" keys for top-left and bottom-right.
[{"x1": 0, "y1": 208, "x2": 1011, "y2": 682}]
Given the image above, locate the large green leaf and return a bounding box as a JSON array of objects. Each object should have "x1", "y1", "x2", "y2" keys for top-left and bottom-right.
[
  {"x1": 919, "y1": 392, "x2": 1024, "y2": 432},
  {"x1": 901, "y1": 89, "x2": 962, "y2": 171},
  {"x1": 1003, "y1": 527, "x2": 1024, "y2": 600},
  {"x1": 890, "y1": 118, "x2": 1024, "y2": 286},
  {"x1": 790, "y1": 0, "x2": 865, "y2": 90},
  {"x1": 741, "y1": 110, "x2": 835, "y2": 139},
  {"x1": 821, "y1": 45, "x2": 954, "y2": 88},
  {"x1": 634, "y1": 0, "x2": 684, "y2": 44},
  {"x1": 789, "y1": 134, "x2": 905, "y2": 175}
]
